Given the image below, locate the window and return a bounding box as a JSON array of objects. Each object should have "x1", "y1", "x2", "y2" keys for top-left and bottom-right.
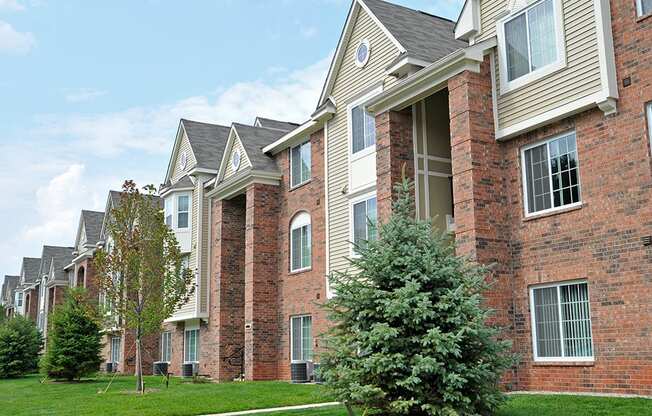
[
  {"x1": 354, "y1": 39, "x2": 370, "y2": 68},
  {"x1": 184, "y1": 329, "x2": 199, "y2": 363},
  {"x1": 522, "y1": 132, "x2": 580, "y2": 215},
  {"x1": 161, "y1": 331, "x2": 172, "y2": 363},
  {"x1": 16, "y1": 292, "x2": 23, "y2": 307},
  {"x1": 350, "y1": 104, "x2": 376, "y2": 154},
  {"x1": 530, "y1": 281, "x2": 593, "y2": 361},
  {"x1": 637, "y1": 0, "x2": 652, "y2": 16},
  {"x1": 177, "y1": 195, "x2": 189, "y2": 228},
  {"x1": 164, "y1": 197, "x2": 172, "y2": 227},
  {"x1": 290, "y1": 212, "x2": 311, "y2": 272},
  {"x1": 290, "y1": 315, "x2": 313, "y2": 362},
  {"x1": 290, "y1": 141, "x2": 311, "y2": 187},
  {"x1": 498, "y1": 0, "x2": 564, "y2": 91},
  {"x1": 111, "y1": 336, "x2": 121, "y2": 363},
  {"x1": 647, "y1": 102, "x2": 652, "y2": 153},
  {"x1": 351, "y1": 195, "x2": 377, "y2": 254}
]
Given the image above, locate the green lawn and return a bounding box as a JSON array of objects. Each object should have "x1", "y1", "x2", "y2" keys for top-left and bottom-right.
[
  {"x1": 1, "y1": 375, "x2": 650, "y2": 416},
  {"x1": 262, "y1": 395, "x2": 652, "y2": 416},
  {"x1": 0, "y1": 374, "x2": 332, "y2": 416}
]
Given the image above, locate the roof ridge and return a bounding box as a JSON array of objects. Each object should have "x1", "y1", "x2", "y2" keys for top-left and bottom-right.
[
  {"x1": 364, "y1": 0, "x2": 454, "y2": 23},
  {"x1": 181, "y1": 118, "x2": 230, "y2": 129}
]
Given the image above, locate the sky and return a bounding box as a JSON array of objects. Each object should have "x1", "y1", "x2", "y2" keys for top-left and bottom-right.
[{"x1": 0, "y1": 0, "x2": 463, "y2": 284}]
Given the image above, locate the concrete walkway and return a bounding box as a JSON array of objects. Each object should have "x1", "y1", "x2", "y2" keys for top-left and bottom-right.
[{"x1": 202, "y1": 402, "x2": 341, "y2": 416}]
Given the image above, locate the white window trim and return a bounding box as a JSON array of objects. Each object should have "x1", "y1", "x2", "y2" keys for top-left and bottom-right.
[
  {"x1": 496, "y1": 0, "x2": 567, "y2": 95},
  {"x1": 289, "y1": 139, "x2": 311, "y2": 189},
  {"x1": 347, "y1": 86, "x2": 383, "y2": 163},
  {"x1": 161, "y1": 331, "x2": 172, "y2": 363},
  {"x1": 349, "y1": 190, "x2": 377, "y2": 258},
  {"x1": 165, "y1": 192, "x2": 192, "y2": 231},
  {"x1": 636, "y1": 0, "x2": 652, "y2": 17},
  {"x1": 520, "y1": 131, "x2": 582, "y2": 217},
  {"x1": 111, "y1": 336, "x2": 121, "y2": 364},
  {"x1": 184, "y1": 328, "x2": 199, "y2": 364},
  {"x1": 290, "y1": 212, "x2": 312, "y2": 273},
  {"x1": 354, "y1": 39, "x2": 371, "y2": 68},
  {"x1": 290, "y1": 314, "x2": 312, "y2": 363},
  {"x1": 529, "y1": 279, "x2": 594, "y2": 362}
]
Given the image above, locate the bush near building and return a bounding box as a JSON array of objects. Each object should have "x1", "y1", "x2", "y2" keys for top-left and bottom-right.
[{"x1": 0, "y1": 315, "x2": 42, "y2": 378}]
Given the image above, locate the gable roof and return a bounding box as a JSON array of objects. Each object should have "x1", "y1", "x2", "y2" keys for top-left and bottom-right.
[
  {"x1": 20, "y1": 257, "x2": 41, "y2": 285},
  {"x1": 317, "y1": 0, "x2": 466, "y2": 106},
  {"x1": 163, "y1": 119, "x2": 231, "y2": 184},
  {"x1": 363, "y1": 0, "x2": 466, "y2": 63},
  {"x1": 253, "y1": 117, "x2": 300, "y2": 132},
  {"x1": 49, "y1": 247, "x2": 75, "y2": 282},
  {"x1": 78, "y1": 210, "x2": 105, "y2": 248},
  {"x1": 2, "y1": 276, "x2": 19, "y2": 303},
  {"x1": 230, "y1": 124, "x2": 287, "y2": 173},
  {"x1": 181, "y1": 119, "x2": 232, "y2": 170},
  {"x1": 39, "y1": 246, "x2": 74, "y2": 280}
]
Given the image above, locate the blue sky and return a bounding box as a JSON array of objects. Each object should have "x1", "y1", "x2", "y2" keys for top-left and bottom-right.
[{"x1": 0, "y1": 0, "x2": 463, "y2": 284}]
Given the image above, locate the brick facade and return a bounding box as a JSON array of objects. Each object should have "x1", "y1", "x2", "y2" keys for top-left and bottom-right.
[
  {"x1": 24, "y1": 287, "x2": 38, "y2": 322},
  {"x1": 74, "y1": 258, "x2": 101, "y2": 302}
]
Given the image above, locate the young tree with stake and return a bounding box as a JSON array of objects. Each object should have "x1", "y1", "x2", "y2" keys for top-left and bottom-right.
[{"x1": 94, "y1": 180, "x2": 194, "y2": 393}]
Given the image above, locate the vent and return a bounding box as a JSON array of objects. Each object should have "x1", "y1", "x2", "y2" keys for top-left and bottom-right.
[
  {"x1": 153, "y1": 361, "x2": 169, "y2": 376},
  {"x1": 105, "y1": 362, "x2": 116, "y2": 373},
  {"x1": 642, "y1": 236, "x2": 652, "y2": 246}
]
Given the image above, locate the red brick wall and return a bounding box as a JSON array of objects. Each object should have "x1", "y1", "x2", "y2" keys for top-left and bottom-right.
[
  {"x1": 201, "y1": 196, "x2": 246, "y2": 381},
  {"x1": 76, "y1": 257, "x2": 101, "y2": 302},
  {"x1": 244, "y1": 183, "x2": 281, "y2": 380},
  {"x1": 162, "y1": 322, "x2": 185, "y2": 376},
  {"x1": 274, "y1": 129, "x2": 329, "y2": 380},
  {"x1": 25, "y1": 288, "x2": 38, "y2": 322},
  {"x1": 375, "y1": 108, "x2": 415, "y2": 223}
]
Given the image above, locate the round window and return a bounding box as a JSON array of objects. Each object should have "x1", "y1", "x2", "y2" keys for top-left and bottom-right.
[
  {"x1": 232, "y1": 150, "x2": 241, "y2": 171},
  {"x1": 179, "y1": 151, "x2": 187, "y2": 170},
  {"x1": 354, "y1": 39, "x2": 370, "y2": 68}
]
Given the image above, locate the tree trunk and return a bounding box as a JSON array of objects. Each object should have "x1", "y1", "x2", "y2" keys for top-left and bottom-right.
[
  {"x1": 135, "y1": 331, "x2": 143, "y2": 393},
  {"x1": 345, "y1": 403, "x2": 356, "y2": 416}
]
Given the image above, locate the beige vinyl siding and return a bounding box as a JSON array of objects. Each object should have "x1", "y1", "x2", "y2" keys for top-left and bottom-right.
[
  {"x1": 477, "y1": 0, "x2": 509, "y2": 41},
  {"x1": 223, "y1": 134, "x2": 252, "y2": 179},
  {"x1": 171, "y1": 132, "x2": 197, "y2": 183},
  {"x1": 327, "y1": 7, "x2": 401, "y2": 273},
  {"x1": 493, "y1": 0, "x2": 602, "y2": 130},
  {"x1": 198, "y1": 177, "x2": 210, "y2": 314}
]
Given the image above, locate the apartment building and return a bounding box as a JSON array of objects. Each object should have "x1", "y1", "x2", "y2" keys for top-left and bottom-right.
[
  {"x1": 35, "y1": 246, "x2": 74, "y2": 342},
  {"x1": 1, "y1": 275, "x2": 19, "y2": 318}
]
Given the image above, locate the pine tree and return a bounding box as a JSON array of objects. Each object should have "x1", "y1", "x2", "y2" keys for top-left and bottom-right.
[
  {"x1": 40, "y1": 287, "x2": 103, "y2": 381},
  {"x1": 321, "y1": 179, "x2": 513, "y2": 416},
  {"x1": 0, "y1": 315, "x2": 42, "y2": 378}
]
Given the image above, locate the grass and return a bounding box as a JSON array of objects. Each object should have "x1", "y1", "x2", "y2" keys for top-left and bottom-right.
[
  {"x1": 0, "y1": 374, "x2": 332, "y2": 416},
  {"x1": 258, "y1": 395, "x2": 652, "y2": 416},
  {"x1": 1, "y1": 375, "x2": 650, "y2": 416}
]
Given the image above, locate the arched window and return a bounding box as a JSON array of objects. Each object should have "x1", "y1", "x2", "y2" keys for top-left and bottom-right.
[
  {"x1": 77, "y1": 266, "x2": 85, "y2": 288},
  {"x1": 290, "y1": 212, "x2": 311, "y2": 272}
]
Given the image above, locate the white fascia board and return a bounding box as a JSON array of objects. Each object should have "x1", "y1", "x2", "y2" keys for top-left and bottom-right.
[
  {"x1": 207, "y1": 170, "x2": 282, "y2": 200},
  {"x1": 366, "y1": 38, "x2": 496, "y2": 115},
  {"x1": 159, "y1": 186, "x2": 194, "y2": 198},
  {"x1": 163, "y1": 121, "x2": 186, "y2": 185},
  {"x1": 385, "y1": 56, "x2": 431, "y2": 77},
  {"x1": 593, "y1": 0, "x2": 619, "y2": 102},
  {"x1": 455, "y1": 0, "x2": 481, "y2": 41},
  {"x1": 215, "y1": 127, "x2": 239, "y2": 184},
  {"x1": 187, "y1": 167, "x2": 218, "y2": 176},
  {"x1": 262, "y1": 119, "x2": 323, "y2": 155}
]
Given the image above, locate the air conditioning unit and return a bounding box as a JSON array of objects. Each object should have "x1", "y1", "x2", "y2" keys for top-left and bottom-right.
[
  {"x1": 312, "y1": 363, "x2": 323, "y2": 383},
  {"x1": 290, "y1": 362, "x2": 309, "y2": 383},
  {"x1": 153, "y1": 361, "x2": 168, "y2": 376},
  {"x1": 306, "y1": 361, "x2": 315, "y2": 381},
  {"x1": 181, "y1": 363, "x2": 197, "y2": 378},
  {"x1": 105, "y1": 362, "x2": 116, "y2": 373}
]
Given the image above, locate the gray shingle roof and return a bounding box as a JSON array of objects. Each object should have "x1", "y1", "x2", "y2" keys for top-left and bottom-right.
[
  {"x1": 2, "y1": 276, "x2": 19, "y2": 303},
  {"x1": 21, "y1": 257, "x2": 41, "y2": 285},
  {"x1": 161, "y1": 175, "x2": 194, "y2": 193},
  {"x1": 81, "y1": 210, "x2": 105, "y2": 247},
  {"x1": 109, "y1": 190, "x2": 123, "y2": 209},
  {"x1": 254, "y1": 117, "x2": 299, "y2": 132},
  {"x1": 181, "y1": 119, "x2": 231, "y2": 170},
  {"x1": 232, "y1": 123, "x2": 287, "y2": 173},
  {"x1": 39, "y1": 246, "x2": 74, "y2": 281},
  {"x1": 362, "y1": 0, "x2": 467, "y2": 63}
]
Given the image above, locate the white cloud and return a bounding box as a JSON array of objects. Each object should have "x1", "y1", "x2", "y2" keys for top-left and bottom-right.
[
  {"x1": 65, "y1": 88, "x2": 108, "y2": 103},
  {"x1": 0, "y1": 0, "x2": 25, "y2": 11},
  {"x1": 23, "y1": 164, "x2": 105, "y2": 243},
  {"x1": 35, "y1": 55, "x2": 330, "y2": 157},
  {"x1": 0, "y1": 20, "x2": 34, "y2": 54}
]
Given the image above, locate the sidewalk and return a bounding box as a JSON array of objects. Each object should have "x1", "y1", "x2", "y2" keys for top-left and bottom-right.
[{"x1": 202, "y1": 402, "x2": 340, "y2": 416}]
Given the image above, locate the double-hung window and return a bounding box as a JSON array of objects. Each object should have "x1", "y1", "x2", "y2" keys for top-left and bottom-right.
[
  {"x1": 522, "y1": 132, "x2": 580, "y2": 215},
  {"x1": 290, "y1": 315, "x2": 313, "y2": 362},
  {"x1": 161, "y1": 331, "x2": 172, "y2": 363},
  {"x1": 530, "y1": 281, "x2": 593, "y2": 361},
  {"x1": 111, "y1": 336, "x2": 121, "y2": 364},
  {"x1": 351, "y1": 194, "x2": 377, "y2": 254},
  {"x1": 16, "y1": 292, "x2": 23, "y2": 307},
  {"x1": 499, "y1": 0, "x2": 564, "y2": 91},
  {"x1": 290, "y1": 213, "x2": 311, "y2": 272},
  {"x1": 290, "y1": 141, "x2": 311, "y2": 188},
  {"x1": 350, "y1": 103, "x2": 376, "y2": 155},
  {"x1": 184, "y1": 329, "x2": 199, "y2": 363},
  {"x1": 646, "y1": 102, "x2": 652, "y2": 153},
  {"x1": 177, "y1": 195, "x2": 189, "y2": 229},
  {"x1": 637, "y1": 0, "x2": 652, "y2": 17}
]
